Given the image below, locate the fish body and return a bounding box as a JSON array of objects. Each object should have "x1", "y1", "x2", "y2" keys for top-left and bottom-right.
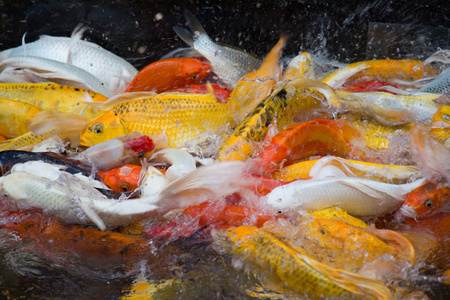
[
  {"x1": 334, "y1": 90, "x2": 442, "y2": 126},
  {"x1": 228, "y1": 37, "x2": 286, "y2": 120},
  {"x1": 125, "y1": 58, "x2": 211, "y2": 93},
  {"x1": 0, "y1": 56, "x2": 113, "y2": 97},
  {"x1": 212, "y1": 226, "x2": 391, "y2": 299},
  {"x1": 253, "y1": 119, "x2": 366, "y2": 175},
  {"x1": 168, "y1": 84, "x2": 231, "y2": 103},
  {"x1": 0, "y1": 32, "x2": 138, "y2": 95},
  {"x1": 0, "y1": 131, "x2": 46, "y2": 151},
  {"x1": 341, "y1": 80, "x2": 401, "y2": 94},
  {"x1": 80, "y1": 93, "x2": 235, "y2": 148},
  {"x1": 275, "y1": 156, "x2": 421, "y2": 183},
  {"x1": 419, "y1": 67, "x2": 450, "y2": 94},
  {"x1": 322, "y1": 59, "x2": 437, "y2": 89},
  {"x1": 173, "y1": 10, "x2": 262, "y2": 88},
  {"x1": 282, "y1": 52, "x2": 316, "y2": 81},
  {"x1": 265, "y1": 177, "x2": 427, "y2": 217},
  {"x1": 0, "y1": 98, "x2": 42, "y2": 138},
  {"x1": 0, "y1": 83, "x2": 107, "y2": 119}
]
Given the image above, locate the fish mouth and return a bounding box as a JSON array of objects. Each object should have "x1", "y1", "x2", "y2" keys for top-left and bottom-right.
[
  {"x1": 79, "y1": 135, "x2": 93, "y2": 147},
  {"x1": 398, "y1": 204, "x2": 418, "y2": 219}
]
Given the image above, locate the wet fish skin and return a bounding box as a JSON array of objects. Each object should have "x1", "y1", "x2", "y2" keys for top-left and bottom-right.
[
  {"x1": 0, "y1": 83, "x2": 107, "y2": 119},
  {"x1": 173, "y1": 10, "x2": 262, "y2": 89},
  {"x1": 80, "y1": 93, "x2": 236, "y2": 148},
  {"x1": 419, "y1": 67, "x2": 450, "y2": 94},
  {"x1": 0, "y1": 98, "x2": 43, "y2": 138},
  {"x1": 0, "y1": 31, "x2": 138, "y2": 95},
  {"x1": 265, "y1": 177, "x2": 427, "y2": 218},
  {"x1": 0, "y1": 56, "x2": 113, "y2": 97},
  {"x1": 212, "y1": 226, "x2": 391, "y2": 299}
]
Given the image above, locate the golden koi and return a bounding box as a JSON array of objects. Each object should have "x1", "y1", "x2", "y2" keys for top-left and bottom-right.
[
  {"x1": 80, "y1": 93, "x2": 236, "y2": 148},
  {"x1": 0, "y1": 82, "x2": 107, "y2": 119},
  {"x1": 212, "y1": 226, "x2": 391, "y2": 299},
  {"x1": 0, "y1": 98, "x2": 43, "y2": 138}
]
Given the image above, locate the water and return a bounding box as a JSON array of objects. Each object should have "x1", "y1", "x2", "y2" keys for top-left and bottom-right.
[{"x1": 1, "y1": 0, "x2": 449, "y2": 298}]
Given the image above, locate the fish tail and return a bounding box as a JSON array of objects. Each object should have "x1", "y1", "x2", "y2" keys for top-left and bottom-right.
[
  {"x1": 183, "y1": 9, "x2": 208, "y2": 37},
  {"x1": 173, "y1": 26, "x2": 195, "y2": 47}
]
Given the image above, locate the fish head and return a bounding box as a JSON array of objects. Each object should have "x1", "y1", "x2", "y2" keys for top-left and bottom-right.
[
  {"x1": 97, "y1": 164, "x2": 142, "y2": 193},
  {"x1": 176, "y1": 57, "x2": 211, "y2": 83},
  {"x1": 403, "y1": 182, "x2": 450, "y2": 218},
  {"x1": 80, "y1": 112, "x2": 127, "y2": 147}
]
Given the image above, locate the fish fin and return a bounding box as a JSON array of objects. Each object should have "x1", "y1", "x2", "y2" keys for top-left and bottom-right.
[
  {"x1": 29, "y1": 110, "x2": 91, "y2": 146},
  {"x1": 309, "y1": 157, "x2": 356, "y2": 178},
  {"x1": 20, "y1": 32, "x2": 29, "y2": 56},
  {"x1": 173, "y1": 26, "x2": 195, "y2": 47},
  {"x1": 183, "y1": 9, "x2": 208, "y2": 37},
  {"x1": 285, "y1": 78, "x2": 339, "y2": 108},
  {"x1": 300, "y1": 255, "x2": 392, "y2": 299},
  {"x1": 154, "y1": 161, "x2": 250, "y2": 213},
  {"x1": 433, "y1": 93, "x2": 450, "y2": 105},
  {"x1": 337, "y1": 179, "x2": 388, "y2": 199},
  {"x1": 365, "y1": 228, "x2": 415, "y2": 264},
  {"x1": 94, "y1": 91, "x2": 157, "y2": 111},
  {"x1": 377, "y1": 85, "x2": 409, "y2": 95},
  {"x1": 67, "y1": 24, "x2": 87, "y2": 64},
  {"x1": 79, "y1": 198, "x2": 106, "y2": 231}
]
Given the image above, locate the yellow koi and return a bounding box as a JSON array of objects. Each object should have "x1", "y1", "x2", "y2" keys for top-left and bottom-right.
[
  {"x1": 228, "y1": 37, "x2": 286, "y2": 121},
  {"x1": 322, "y1": 59, "x2": 437, "y2": 89},
  {"x1": 0, "y1": 98, "x2": 43, "y2": 138},
  {"x1": 274, "y1": 156, "x2": 421, "y2": 183},
  {"x1": 282, "y1": 52, "x2": 316, "y2": 81},
  {"x1": 212, "y1": 225, "x2": 391, "y2": 299},
  {"x1": 80, "y1": 93, "x2": 236, "y2": 148},
  {"x1": 0, "y1": 82, "x2": 107, "y2": 119}
]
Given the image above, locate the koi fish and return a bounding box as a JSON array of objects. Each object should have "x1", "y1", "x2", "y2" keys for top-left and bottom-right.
[
  {"x1": 0, "y1": 56, "x2": 113, "y2": 97},
  {"x1": 125, "y1": 58, "x2": 211, "y2": 93},
  {"x1": 0, "y1": 26, "x2": 138, "y2": 95},
  {"x1": 322, "y1": 59, "x2": 437, "y2": 89},
  {"x1": 399, "y1": 181, "x2": 450, "y2": 219},
  {"x1": 228, "y1": 36, "x2": 286, "y2": 120},
  {"x1": 218, "y1": 79, "x2": 337, "y2": 161},
  {"x1": 0, "y1": 160, "x2": 248, "y2": 230},
  {"x1": 0, "y1": 82, "x2": 107, "y2": 119},
  {"x1": 98, "y1": 164, "x2": 142, "y2": 192},
  {"x1": 418, "y1": 67, "x2": 450, "y2": 94},
  {"x1": 252, "y1": 119, "x2": 366, "y2": 175},
  {"x1": 79, "y1": 93, "x2": 236, "y2": 148},
  {"x1": 281, "y1": 52, "x2": 316, "y2": 81},
  {"x1": 211, "y1": 226, "x2": 391, "y2": 299},
  {"x1": 333, "y1": 90, "x2": 443, "y2": 126},
  {"x1": 168, "y1": 84, "x2": 231, "y2": 103},
  {"x1": 173, "y1": 10, "x2": 262, "y2": 88},
  {"x1": 264, "y1": 176, "x2": 427, "y2": 218},
  {"x1": 0, "y1": 98, "x2": 43, "y2": 138},
  {"x1": 274, "y1": 156, "x2": 421, "y2": 183}
]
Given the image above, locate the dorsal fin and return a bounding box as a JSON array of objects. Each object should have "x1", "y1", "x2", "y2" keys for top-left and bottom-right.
[
  {"x1": 67, "y1": 24, "x2": 87, "y2": 64},
  {"x1": 21, "y1": 32, "x2": 28, "y2": 56}
]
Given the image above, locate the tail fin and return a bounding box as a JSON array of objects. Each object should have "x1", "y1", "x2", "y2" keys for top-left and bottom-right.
[
  {"x1": 173, "y1": 10, "x2": 209, "y2": 47},
  {"x1": 183, "y1": 9, "x2": 208, "y2": 36}
]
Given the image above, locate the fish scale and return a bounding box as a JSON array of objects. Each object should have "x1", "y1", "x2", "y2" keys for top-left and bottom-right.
[
  {"x1": 213, "y1": 226, "x2": 390, "y2": 299},
  {"x1": 80, "y1": 93, "x2": 236, "y2": 148}
]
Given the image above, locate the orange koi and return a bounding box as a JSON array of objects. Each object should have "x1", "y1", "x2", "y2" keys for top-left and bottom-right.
[
  {"x1": 125, "y1": 58, "x2": 211, "y2": 93},
  {"x1": 98, "y1": 164, "x2": 167, "y2": 193},
  {"x1": 341, "y1": 80, "x2": 401, "y2": 94},
  {"x1": 98, "y1": 164, "x2": 142, "y2": 192},
  {"x1": 400, "y1": 181, "x2": 450, "y2": 219},
  {"x1": 167, "y1": 84, "x2": 231, "y2": 103},
  {"x1": 0, "y1": 210, "x2": 160, "y2": 270},
  {"x1": 252, "y1": 119, "x2": 366, "y2": 175}
]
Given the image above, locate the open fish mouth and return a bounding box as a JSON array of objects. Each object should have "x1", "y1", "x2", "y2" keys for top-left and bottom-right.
[{"x1": 398, "y1": 204, "x2": 418, "y2": 219}]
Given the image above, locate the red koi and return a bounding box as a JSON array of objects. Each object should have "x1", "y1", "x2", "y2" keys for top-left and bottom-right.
[
  {"x1": 401, "y1": 181, "x2": 450, "y2": 219},
  {"x1": 125, "y1": 58, "x2": 211, "y2": 93}
]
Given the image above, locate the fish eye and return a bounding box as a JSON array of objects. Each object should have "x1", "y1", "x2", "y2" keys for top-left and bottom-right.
[
  {"x1": 92, "y1": 123, "x2": 104, "y2": 135},
  {"x1": 193, "y1": 73, "x2": 199, "y2": 79},
  {"x1": 425, "y1": 198, "x2": 433, "y2": 207},
  {"x1": 120, "y1": 183, "x2": 130, "y2": 192},
  {"x1": 443, "y1": 113, "x2": 450, "y2": 122}
]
